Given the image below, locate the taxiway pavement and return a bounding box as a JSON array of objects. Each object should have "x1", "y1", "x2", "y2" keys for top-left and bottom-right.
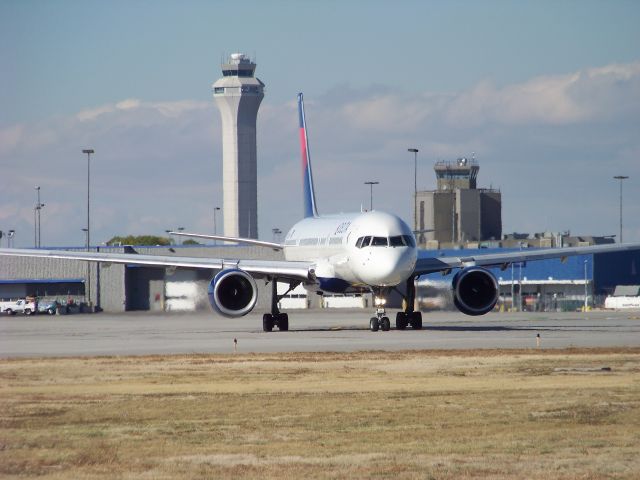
[{"x1": 1, "y1": 310, "x2": 639, "y2": 358}]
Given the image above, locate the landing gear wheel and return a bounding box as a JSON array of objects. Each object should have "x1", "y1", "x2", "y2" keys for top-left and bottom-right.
[
  {"x1": 276, "y1": 313, "x2": 289, "y2": 332},
  {"x1": 395, "y1": 312, "x2": 408, "y2": 330},
  {"x1": 410, "y1": 311, "x2": 423, "y2": 330},
  {"x1": 380, "y1": 317, "x2": 391, "y2": 331},
  {"x1": 262, "y1": 314, "x2": 274, "y2": 332},
  {"x1": 369, "y1": 317, "x2": 379, "y2": 332}
]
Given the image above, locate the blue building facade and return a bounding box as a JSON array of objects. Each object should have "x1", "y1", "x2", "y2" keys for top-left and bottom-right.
[{"x1": 417, "y1": 247, "x2": 640, "y2": 310}]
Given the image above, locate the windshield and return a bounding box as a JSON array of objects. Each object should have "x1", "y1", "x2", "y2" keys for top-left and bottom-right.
[{"x1": 355, "y1": 235, "x2": 413, "y2": 248}]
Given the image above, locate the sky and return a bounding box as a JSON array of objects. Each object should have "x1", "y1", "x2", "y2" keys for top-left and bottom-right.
[{"x1": 1, "y1": 0, "x2": 639, "y2": 247}]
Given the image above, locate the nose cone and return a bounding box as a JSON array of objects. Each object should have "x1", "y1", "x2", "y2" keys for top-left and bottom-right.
[{"x1": 359, "y1": 248, "x2": 417, "y2": 286}]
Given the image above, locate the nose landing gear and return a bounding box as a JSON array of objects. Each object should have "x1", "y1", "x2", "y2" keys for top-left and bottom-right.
[{"x1": 369, "y1": 294, "x2": 391, "y2": 332}]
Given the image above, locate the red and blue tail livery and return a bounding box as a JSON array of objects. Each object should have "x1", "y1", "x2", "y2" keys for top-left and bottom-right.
[{"x1": 298, "y1": 93, "x2": 319, "y2": 218}]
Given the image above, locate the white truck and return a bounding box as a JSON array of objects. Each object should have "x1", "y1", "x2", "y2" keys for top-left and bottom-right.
[{"x1": 0, "y1": 299, "x2": 37, "y2": 315}]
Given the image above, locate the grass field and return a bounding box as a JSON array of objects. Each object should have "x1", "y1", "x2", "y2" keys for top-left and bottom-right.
[{"x1": 1, "y1": 348, "x2": 639, "y2": 479}]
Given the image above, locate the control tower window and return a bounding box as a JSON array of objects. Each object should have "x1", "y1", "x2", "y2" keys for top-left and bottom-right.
[
  {"x1": 241, "y1": 86, "x2": 260, "y2": 93},
  {"x1": 214, "y1": 87, "x2": 225, "y2": 94},
  {"x1": 237, "y1": 70, "x2": 253, "y2": 77},
  {"x1": 222, "y1": 70, "x2": 235, "y2": 76}
]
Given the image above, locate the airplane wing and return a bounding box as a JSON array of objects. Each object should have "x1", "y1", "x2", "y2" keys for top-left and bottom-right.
[
  {"x1": 414, "y1": 242, "x2": 640, "y2": 276},
  {"x1": 169, "y1": 231, "x2": 283, "y2": 250},
  {"x1": 0, "y1": 248, "x2": 311, "y2": 280}
]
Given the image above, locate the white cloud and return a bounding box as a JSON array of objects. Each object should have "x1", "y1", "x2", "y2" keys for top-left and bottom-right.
[
  {"x1": 0, "y1": 124, "x2": 24, "y2": 155},
  {"x1": 445, "y1": 62, "x2": 640, "y2": 127},
  {"x1": 115, "y1": 98, "x2": 141, "y2": 110}
]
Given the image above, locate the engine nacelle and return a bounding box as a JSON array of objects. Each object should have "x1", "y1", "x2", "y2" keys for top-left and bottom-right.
[
  {"x1": 452, "y1": 266, "x2": 499, "y2": 316},
  {"x1": 208, "y1": 269, "x2": 258, "y2": 318}
]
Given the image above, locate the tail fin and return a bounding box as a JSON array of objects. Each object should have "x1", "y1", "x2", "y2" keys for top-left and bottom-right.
[{"x1": 298, "y1": 93, "x2": 319, "y2": 218}]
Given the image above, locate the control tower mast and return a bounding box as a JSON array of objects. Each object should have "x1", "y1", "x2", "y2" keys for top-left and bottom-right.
[{"x1": 213, "y1": 53, "x2": 264, "y2": 239}]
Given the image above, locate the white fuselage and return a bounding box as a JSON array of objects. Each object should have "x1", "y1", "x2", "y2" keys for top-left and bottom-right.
[{"x1": 282, "y1": 210, "x2": 417, "y2": 292}]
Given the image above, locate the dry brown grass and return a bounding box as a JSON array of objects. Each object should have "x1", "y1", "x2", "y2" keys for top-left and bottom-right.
[{"x1": 1, "y1": 348, "x2": 639, "y2": 479}]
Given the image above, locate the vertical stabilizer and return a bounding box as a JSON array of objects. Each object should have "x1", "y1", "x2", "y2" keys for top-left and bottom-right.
[{"x1": 298, "y1": 93, "x2": 319, "y2": 218}]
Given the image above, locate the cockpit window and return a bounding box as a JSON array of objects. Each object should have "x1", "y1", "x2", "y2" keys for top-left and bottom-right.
[
  {"x1": 402, "y1": 235, "x2": 415, "y2": 248},
  {"x1": 371, "y1": 237, "x2": 388, "y2": 247},
  {"x1": 389, "y1": 236, "x2": 405, "y2": 247},
  {"x1": 356, "y1": 236, "x2": 374, "y2": 248}
]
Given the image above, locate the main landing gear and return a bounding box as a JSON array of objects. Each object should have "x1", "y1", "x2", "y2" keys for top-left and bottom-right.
[
  {"x1": 369, "y1": 277, "x2": 423, "y2": 332},
  {"x1": 397, "y1": 275, "x2": 423, "y2": 330},
  {"x1": 262, "y1": 278, "x2": 299, "y2": 332}
]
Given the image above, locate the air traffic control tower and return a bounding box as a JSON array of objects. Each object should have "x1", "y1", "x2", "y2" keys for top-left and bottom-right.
[
  {"x1": 416, "y1": 158, "x2": 502, "y2": 247},
  {"x1": 213, "y1": 53, "x2": 264, "y2": 239}
]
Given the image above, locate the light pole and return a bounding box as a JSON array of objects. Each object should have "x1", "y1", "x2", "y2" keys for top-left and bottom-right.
[
  {"x1": 82, "y1": 150, "x2": 94, "y2": 249},
  {"x1": 82, "y1": 149, "x2": 94, "y2": 307},
  {"x1": 82, "y1": 228, "x2": 90, "y2": 306},
  {"x1": 408, "y1": 148, "x2": 419, "y2": 233},
  {"x1": 613, "y1": 175, "x2": 629, "y2": 243},
  {"x1": 8, "y1": 230, "x2": 15, "y2": 248},
  {"x1": 364, "y1": 181, "x2": 379, "y2": 211},
  {"x1": 34, "y1": 186, "x2": 45, "y2": 248},
  {"x1": 214, "y1": 207, "x2": 221, "y2": 245}
]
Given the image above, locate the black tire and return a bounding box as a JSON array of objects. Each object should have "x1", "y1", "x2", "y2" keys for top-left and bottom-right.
[
  {"x1": 277, "y1": 313, "x2": 289, "y2": 332},
  {"x1": 24, "y1": 308, "x2": 32, "y2": 316},
  {"x1": 5, "y1": 309, "x2": 13, "y2": 316},
  {"x1": 381, "y1": 317, "x2": 391, "y2": 331},
  {"x1": 47, "y1": 308, "x2": 56, "y2": 315},
  {"x1": 369, "y1": 317, "x2": 379, "y2": 332},
  {"x1": 262, "y1": 314, "x2": 274, "y2": 332},
  {"x1": 410, "y1": 311, "x2": 423, "y2": 330},
  {"x1": 395, "y1": 312, "x2": 407, "y2": 330}
]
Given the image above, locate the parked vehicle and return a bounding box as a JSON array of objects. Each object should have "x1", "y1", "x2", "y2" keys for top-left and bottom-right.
[
  {"x1": 37, "y1": 301, "x2": 59, "y2": 315},
  {"x1": 0, "y1": 299, "x2": 38, "y2": 315}
]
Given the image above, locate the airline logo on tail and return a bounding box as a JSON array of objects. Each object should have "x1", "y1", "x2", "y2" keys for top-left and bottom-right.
[{"x1": 298, "y1": 93, "x2": 319, "y2": 218}]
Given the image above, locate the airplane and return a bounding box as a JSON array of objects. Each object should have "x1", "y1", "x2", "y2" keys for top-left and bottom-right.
[{"x1": 2, "y1": 92, "x2": 640, "y2": 332}]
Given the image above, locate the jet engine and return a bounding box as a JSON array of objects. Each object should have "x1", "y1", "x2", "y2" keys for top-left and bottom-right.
[
  {"x1": 451, "y1": 266, "x2": 499, "y2": 316},
  {"x1": 208, "y1": 269, "x2": 258, "y2": 318}
]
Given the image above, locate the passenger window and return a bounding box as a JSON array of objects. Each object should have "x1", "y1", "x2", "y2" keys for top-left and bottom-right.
[{"x1": 371, "y1": 237, "x2": 388, "y2": 247}]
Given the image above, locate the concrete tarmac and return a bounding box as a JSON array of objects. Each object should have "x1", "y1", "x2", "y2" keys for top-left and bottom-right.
[{"x1": 1, "y1": 309, "x2": 639, "y2": 358}]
